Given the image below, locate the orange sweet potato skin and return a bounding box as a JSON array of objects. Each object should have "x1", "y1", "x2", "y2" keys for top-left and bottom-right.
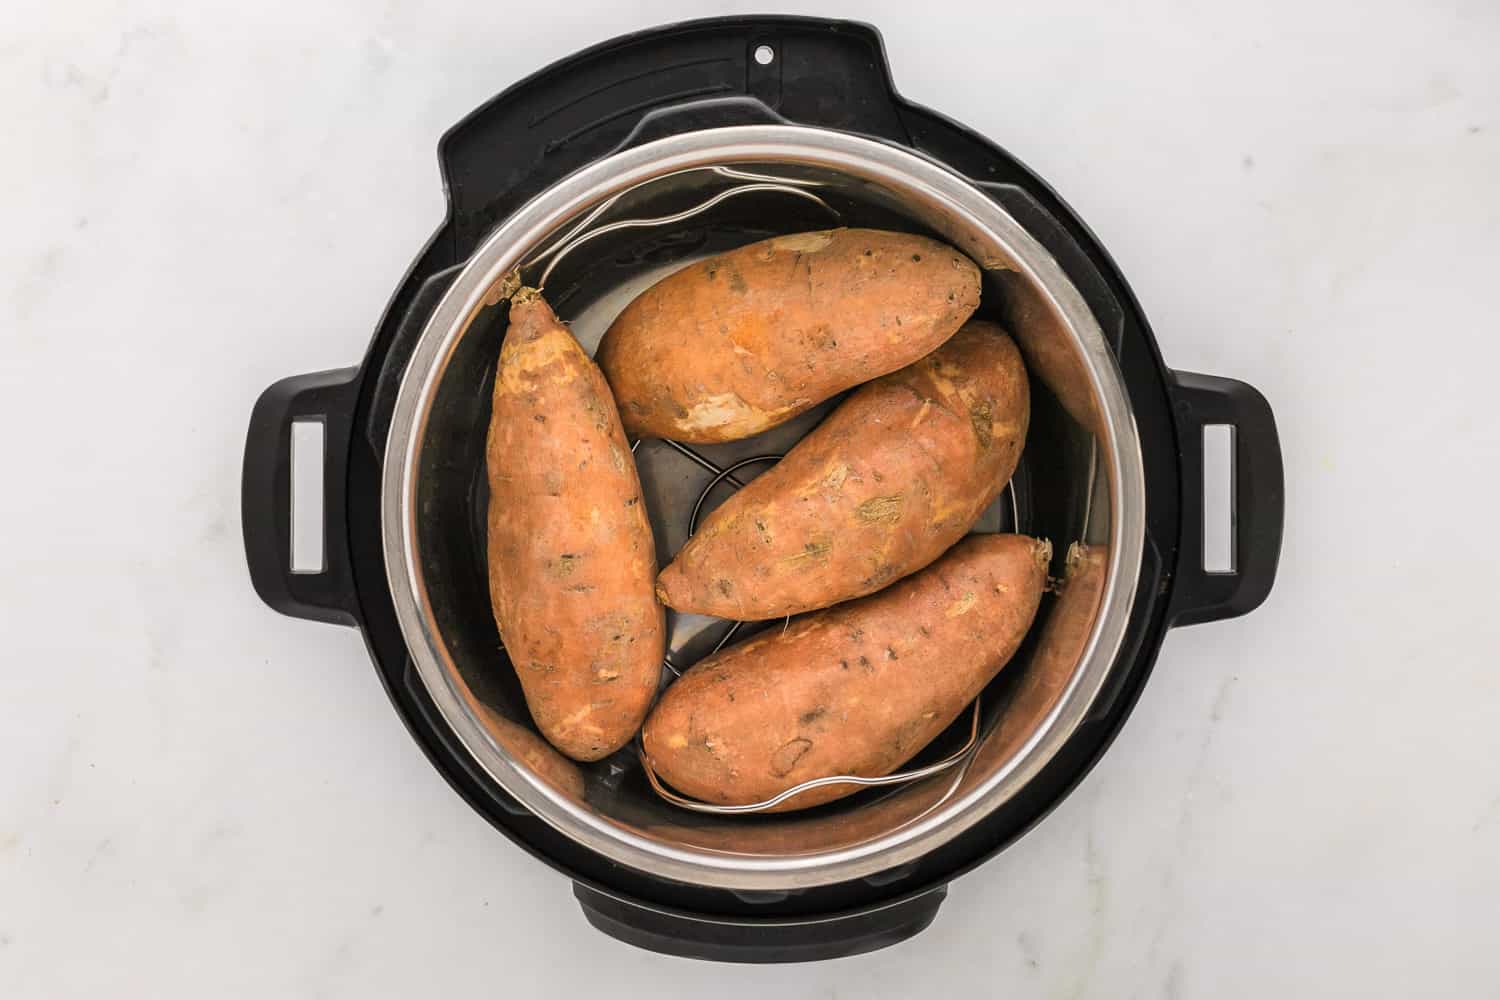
[
  {"x1": 596, "y1": 228, "x2": 982, "y2": 443},
  {"x1": 474, "y1": 704, "x2": 588, "y2": 800},
  {"x1": 1017, "y1": 542, "x2": 1107, "y2": 710},
  {"x1": 1001, "y1": 272, "x2": 1104, "y2": 437},
  {"x1": 641, "y1": 534, "x2": 1050, "y2": 812},
  {"x1": 656, "y1": 322, "x2": 1029, "y2": 620},
  {"x1": 486, "y1": 290, "x2": 664, "y2": 761},
  {"x1": 450, "y1": 667, "x2": 588, "y2": 800},
  {"x1": 967, "y1": 542, "x2": 1106, "y2": 776}
]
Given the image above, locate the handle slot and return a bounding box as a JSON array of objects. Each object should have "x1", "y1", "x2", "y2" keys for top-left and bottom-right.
[
  {"x1": 289, "y1": 419, "x2": 327, "y2": 575},
  {"x1": 1201, "y1": 423, "x2": 1237, "y2": 575}
]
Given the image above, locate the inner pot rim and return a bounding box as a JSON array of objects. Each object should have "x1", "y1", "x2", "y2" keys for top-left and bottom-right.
[{"x1": 380, "y1": 125, "x2": 1147, "y2": 891}]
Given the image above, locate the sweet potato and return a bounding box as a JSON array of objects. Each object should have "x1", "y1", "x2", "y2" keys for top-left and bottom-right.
[
  {"x1": 1017, "y1": 542, "x2": 1107, "y2": 711},
  {"x1": 474, "y1": 704, "x2": 588, "y2": 800},
  {"x1": 486, "y1": 287, "x2": 664, "y2": 761},
  {"x1": 967, "y1": 542, "x2": 1107, "y2": 774},
  {"x1": 641, "y1": 534, "x2": 1050, "y2": 812},
  {"x1": 596, "y1": 228, "x2": 982, "y2": 443},
  {"x1": 656, "y1": 321, "x2": 1029, "y2": 620},
  {"x1": 449, "y1": 667, "x2": 588, "y2": 800},
  {"x1": 1000, "y1": 272, "x2": 1103, "y2": 437}
]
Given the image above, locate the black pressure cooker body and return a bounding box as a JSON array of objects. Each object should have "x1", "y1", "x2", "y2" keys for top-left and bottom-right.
[{"x1": 243, "y1": 17, "x2": 1282, "y2": 963}]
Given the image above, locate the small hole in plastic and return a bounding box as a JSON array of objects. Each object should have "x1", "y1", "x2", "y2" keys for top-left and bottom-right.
[
  {"x1": 1202, "y1": 424, "x2": 1236, "y2": 574},
  {"x1": 753, "y1": 44, "x2": 775, "y2": 66}
]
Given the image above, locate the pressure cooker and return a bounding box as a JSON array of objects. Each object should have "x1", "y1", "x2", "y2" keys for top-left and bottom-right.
[{"x1": 242, "y1": 16, "x2": 1283, "y2": 963}]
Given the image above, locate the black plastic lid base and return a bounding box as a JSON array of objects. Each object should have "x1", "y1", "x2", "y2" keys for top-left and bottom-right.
[{"x1": 574, "y1": 883, "x2": 947, "y2": 963}]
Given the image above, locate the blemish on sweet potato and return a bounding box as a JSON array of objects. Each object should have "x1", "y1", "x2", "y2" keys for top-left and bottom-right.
[
  {"x1": 769, "y1": 738, "x2": 813, "y2": 777},
  {"x1": 783, "y1": 539, "x2": 832, "y2": 564},
  {"x1": 855, "y1": 495, "x2": 904, "y2": 524},
  {"x1": 769, "y1": 230, "x2": 836, "y2": 253},
  {"x1": 908, "y1": 399, "x2": 933, "y2": 430},
  {"x1": 945, "y1": 591, "x2": 977, "y2": 617},
  {"x1": 726, "y1": 266, "x2": 748, "y2": 294},
  {"x1": 969, "y1": 399, "x2": 994, "y2": 449},
  {"x1": 482, "y1": 269, "x2": 523, "y2": 307},
  {"x1": 892, "y1": 717, "x2": 928, "y2": 755}
]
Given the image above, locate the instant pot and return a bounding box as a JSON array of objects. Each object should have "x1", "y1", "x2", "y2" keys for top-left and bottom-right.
[{"x1": 243, "y1": 16, "x2": 1283, "y2": 962}]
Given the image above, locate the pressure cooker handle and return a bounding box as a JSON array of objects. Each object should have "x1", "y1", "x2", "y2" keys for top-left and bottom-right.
[
  {"x1": 573, "y1": 883, "x2": 946, "y2": 963},
  {"x1": 242, "y1": 368, "x2": 362, "y2": 626},
  {"x1": 1166, "y1": 371, "x2": 1285, "y2": 626}
]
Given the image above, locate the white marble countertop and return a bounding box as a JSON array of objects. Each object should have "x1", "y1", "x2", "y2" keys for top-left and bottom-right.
[{"x1": 4, "y1": 1, "x2": 1498, "y2": 996}]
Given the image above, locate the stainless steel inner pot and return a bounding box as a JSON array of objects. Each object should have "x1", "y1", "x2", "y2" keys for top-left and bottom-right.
[{"x1": 381, "y1": 125, "x2": 1145, "y2": 891}]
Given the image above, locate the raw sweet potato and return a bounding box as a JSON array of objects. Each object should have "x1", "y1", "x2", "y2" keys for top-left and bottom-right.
[
  {"x1": 966, "y1": 542, "x2": 1107, "y2": 774},
  {"x1": 486, "y1": 287, "x2": 664, "y2": 761},
  {"x1": 1017, "y1": 542, "x2": 1107, "y2": 710},
  {"x1": 641, "y1": 534, "x2": 1050, "y2": 812},
  {"x1": 596, "y1": 228, "x2": 982, "y2": 443},
  {"x1": 1000, "y1": 271, "x2": 1104, "y2": 437},
  {"x1": 474, "y1": 704, "x2": 588, "y2": 800},
  {"x1": 449, "y1": 666, "x2": 588, "y2": 800},
  {"x1": 655, "y1": 321, "x2": 1029, "y2": 620}
]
